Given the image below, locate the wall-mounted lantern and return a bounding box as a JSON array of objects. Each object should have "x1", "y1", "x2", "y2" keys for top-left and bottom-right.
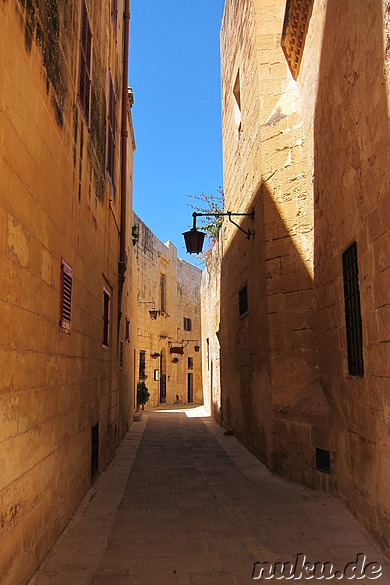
[
  {"x1": 138, "y1": 300, "x2": 158, "y2": 320},
  {"x1": 183, "y1": 209, "x2": 255, "y2": 254},
  {"x1": 182, "y1": 339, "x2": 200, "y2": 351}
]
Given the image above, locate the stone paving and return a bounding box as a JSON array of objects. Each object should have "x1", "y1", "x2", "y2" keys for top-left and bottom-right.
[{"x1": 30, "y1": 407, "x2": 390, "y2": 585}]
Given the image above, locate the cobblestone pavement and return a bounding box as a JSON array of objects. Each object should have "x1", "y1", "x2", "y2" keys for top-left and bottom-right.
[{"x1": 30, "y1": 407, "x2": 390, "y2": 585}]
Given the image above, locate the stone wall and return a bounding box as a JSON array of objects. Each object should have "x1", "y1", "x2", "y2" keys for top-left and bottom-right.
[
  {"x1": 299, "y1": 0, "x2": 390, "y2": 554},
  {"x1": 201, "y1": 231, "x2": 223, "y2": 421},
  {"x1": 134, "y1": 214, "x2": 202, "y2": 407},
  {"x1": 218, "y1": 0, "x2": 333, "y2": 482},
  {"x1": 0, "y1": 1, "x2": 137, "y2": 583},
  {"x1": 208, "y1": 0, "x2": 390, "y2": 555}
]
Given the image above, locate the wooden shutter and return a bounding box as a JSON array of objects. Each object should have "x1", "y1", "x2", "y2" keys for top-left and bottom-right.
[
  {"x1": 60, "y1": 260, "x2": 73, "y2": 332},
  {"x1": 78, "y1": 0, "x2": 92, "y2": 123}
]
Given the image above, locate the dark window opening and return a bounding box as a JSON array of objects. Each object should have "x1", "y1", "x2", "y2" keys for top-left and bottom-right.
[
  {"x1": 188, "y1": 357, "x2": 193, "y2": 370},
  {"x1": 139, "y1": 350, "x2": 146, "y2": 379},
  {"x1": 106, "y1": 73, "x2": 116, "y2": 187},
  {"x1": 60, "y1": 260, "x2": 73, "y2": 333},
  {"x1": 206, "y1": 338, "x2": 210, "y2": 371},
  {"x1": 160, "y1": 274, "x2": 166, "y2": 313},
  {"x1": 125, "y1": 317, "x2": 130, "y2": 342},
  {"x1": 78, "y1": 0, "x2": 92, "y2": 124},
  {"x1": 316, "y1": 448, "x2": 330, "y2": 474},
  {"x1": 233, "y1": 70, "x2": 241, "y2": 139},
  {"x1": 342, "y1": 242, "x2": 364, "y2": 377},
  {"x1": 120, "y1": 340, "x2": 124, "y2": 369},
  {"x1": 103, "y1": 289, "x2": 110, "y2": 346},
  {"x1": 239, "y1": 284, "x2": 248, "y2": 317},
  {"x1": 91, "y1": 423, "x2": 99, "y2": 480},
  {"x1": 184, "y1": 317, "x2": 192, "y2": 331},
  {"x1": 111, "y1": 0, "x2": 118, "y2": 36}
]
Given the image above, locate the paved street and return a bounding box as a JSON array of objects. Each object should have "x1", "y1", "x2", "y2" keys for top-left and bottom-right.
[{"x1": 30, "y1": 407, "x2": 390, "y2": 584}]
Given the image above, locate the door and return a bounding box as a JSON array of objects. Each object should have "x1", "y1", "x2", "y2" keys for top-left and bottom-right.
[
  {"x1": 160, "y1": 348, "x2": 166, "y2": 403},
  {"x1": 187, "y1": 373, "x2": 193, "y2": 403}
]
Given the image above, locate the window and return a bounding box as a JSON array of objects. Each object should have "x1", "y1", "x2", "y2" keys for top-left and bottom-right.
[
  {"x1": 342, "y1": 242, "x2": 364, "y2": 377},
  {"x1": 160, "y1": 274, "x2": 166, "y2": 313},
  {"x1": 106, "y1": 73, "x2": 116, "y2": 186},
  {"x1": 60, "y1": 260, "x2": 73, "y2": 333},
  {"x1": 195, "y1": 286, "x2": 198, "y2": 300},
  {"x1": 120, "y1": 340, "x2": 124, "y2": 369},
  {"x1": 188, "y1": 357, "x2": 193, "y2": 370},
  {"x1": 91, "y1": 423, "x2": 99, "y2": 479},
  {"x1": 184, "y1": 317, "x2": 192, "y2": 331},
  {"x1": 239, "y1": 284, "x2": 248, "y2": 317},
  {"x1": 125, "y1": 318, "x2": 130, "y2": 342},
  {"x1": 139, "y1": 351, "x2": 146, "y2": 379},
  {"x1": 206, "y1": 338, "x2": 210, "y2": 371},
  {"x1": 233, "y1": 70, "x2": 241, "y2": 140},
  {"x1": 154, "y1": 369, "x2": 159, "y2": 381},
  {"x1": 111, "y1": 0, "x2": 118, "y2": 36},
  {"x1": 78, "y1": 0, "x2": 92, "y2": 124},
  {"x1": 103, "y1": 289, "x2": 110, "y2": 346}
]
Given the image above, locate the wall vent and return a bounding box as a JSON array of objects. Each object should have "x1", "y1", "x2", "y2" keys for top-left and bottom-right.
[{"x1": 316, "y1": 448, "x2": 330, "y2": 474}]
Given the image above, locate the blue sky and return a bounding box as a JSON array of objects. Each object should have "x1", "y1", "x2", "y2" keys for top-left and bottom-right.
[{"x1": 129, "y1": 0, "x2": 225, "y2": 263}]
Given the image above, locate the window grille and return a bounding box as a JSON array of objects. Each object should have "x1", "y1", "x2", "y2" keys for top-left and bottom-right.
[
  {"x1": 78, "y1": 0, "x2": 92, "y2": 124},
  {"x1": 106, "y1": 73, "x2": 116, "y2": 186},
  {"x1": 120, "y1": 341, "x2": 124, "y2": 369},
  {"x1": 342, "y1": 242, "x2": 364, "y2": 376},
  {"x1": 282, "y1": 0, "x2": 314, "y2": 80},
  {"x1": 103, "y1": 289, "x2": 110, "y2": 346},
  {"x1": 239, "y1": 284, "x2": 248, "y2": 317},
  {"x1": 125, "y1": 318, "x2": 130, "y2": 342},
  {"x1": 60, "y1": 260, "x2": 73, "y2": 333}
]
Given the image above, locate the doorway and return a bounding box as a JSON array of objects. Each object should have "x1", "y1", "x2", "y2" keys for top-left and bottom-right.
[
  {"x1": 160, "y1": 348, "x2": 166, "y2": 403},
  {"x1": 187, "y1": 373, "x2": 193, "y2": 403}
]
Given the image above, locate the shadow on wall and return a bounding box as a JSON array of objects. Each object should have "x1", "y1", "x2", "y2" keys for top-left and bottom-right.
[
  {"x1": 219, "y1": 181, "x2": 334, "y2": 488},
  {"x1": 313, "y1": 0, "x2": 390, "y2": 552}
]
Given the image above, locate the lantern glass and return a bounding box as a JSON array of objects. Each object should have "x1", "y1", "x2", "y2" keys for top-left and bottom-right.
[{"x1": 183, "y1": 229, "x2": 205, "y2": 254}]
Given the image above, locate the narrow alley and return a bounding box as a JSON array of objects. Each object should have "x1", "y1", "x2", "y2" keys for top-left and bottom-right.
[{"x1": 29, "y1": 408, "x2": 390, "y2": 585}]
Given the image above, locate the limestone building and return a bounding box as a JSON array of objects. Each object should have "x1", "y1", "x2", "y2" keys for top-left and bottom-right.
[
  {"x1": 134, "y1": 214, "x2": 202, "y2": 407},
  {"x1": 202, "y1": 0, "x2": 390, "y2": 554},
  {"x1": 0, "y1": 1, "x2": 137, "y2": 583}
]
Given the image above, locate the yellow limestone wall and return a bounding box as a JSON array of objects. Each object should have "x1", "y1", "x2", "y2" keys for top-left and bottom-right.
[
  {"x1": 203, "y1": 0, "x2": 390, "y2": 555},
  {"x1": 134, "y1": 214, "x2": 202, "y2": 408},
  {"x1": 0, "y1": 1, "x2": 137, "y2": 583}
]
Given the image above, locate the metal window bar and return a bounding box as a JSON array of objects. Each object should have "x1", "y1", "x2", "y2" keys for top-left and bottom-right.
[
  {"x1": 342, "y1": 242, "x2": 364, "y2": 376},
  {"x1": 60, "y1": 260, "x2": 73, "y2": 332}
]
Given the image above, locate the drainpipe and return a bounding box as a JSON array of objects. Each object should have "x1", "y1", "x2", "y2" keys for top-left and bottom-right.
[{"x1": 118, "y1": 0, "x2": 130, "y2": 324}]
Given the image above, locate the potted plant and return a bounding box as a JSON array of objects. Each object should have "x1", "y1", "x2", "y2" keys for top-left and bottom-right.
[{"x1": 137, "y1": 380, "x2": 150, "y2": 411}]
